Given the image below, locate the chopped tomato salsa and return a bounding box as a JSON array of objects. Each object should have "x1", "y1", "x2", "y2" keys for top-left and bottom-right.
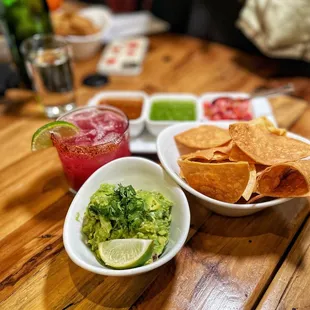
[{"x1": 203, "y1": 97, "x2": 253, "y2": 120}]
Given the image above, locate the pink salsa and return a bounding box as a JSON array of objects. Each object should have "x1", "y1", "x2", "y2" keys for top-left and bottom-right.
[
  {"x1": 203, "y1": 97, "x2": 253, "y2": 120},
  {"x1": 52, "y1": 106, "x2": 130, "y2": 192}
]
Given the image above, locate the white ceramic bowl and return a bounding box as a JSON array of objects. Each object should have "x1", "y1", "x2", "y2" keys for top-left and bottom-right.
[
  {"x1": 58, "y1": 6, "x2": 112, "y2": 60},
  {"x1": 157, "y1": 122, "x2": 310, "y2": 217},
  {"x1": 198, "y1": 92, "x2": 273, "y2": 121},
  {"x1": 63, "y1": 157, "x2": 190, "y2": 276},
  {"x1": 146, "y1": 93, "x2": 200, "y2": 137},
  {"x1": 88, "y1": 91, "x2": 148, "y2": 138}
]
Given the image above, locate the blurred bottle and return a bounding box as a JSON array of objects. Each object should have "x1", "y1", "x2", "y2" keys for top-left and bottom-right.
[{"x1": 0, "y1": 0, "x2": 53, "y2": 88}]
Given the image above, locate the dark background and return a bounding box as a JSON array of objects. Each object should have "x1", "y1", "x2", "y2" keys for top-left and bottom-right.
[{"x1": 83, "y1": 0, "x2": 310, "y2": 77}]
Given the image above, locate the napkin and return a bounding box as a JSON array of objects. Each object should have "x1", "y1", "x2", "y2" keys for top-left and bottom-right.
[
  {"x1": 103, "y1": 11, "x2": 170, "y2": 42},
  {"x1": 237, "y1": 0, "x2": 310, "y2": 62}
]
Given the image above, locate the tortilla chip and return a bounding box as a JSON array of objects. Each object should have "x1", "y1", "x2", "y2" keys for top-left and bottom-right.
[
  {"x1": 182, "y1": 150, "x2": 228, "y2": 162},
  {"x1": 257, "y1": 161, "x2": 310, "y2": 197},
  {"x1": 229, "y1": 123, "x2": 310, "y2": 165},
  {"x1": 250, "y1": 117, "x2": 287, "y2": 136},
  {"x1": 181, "y1": 142, "x2": 232, "y2": 163},
  {"x1": 268, "y1": 126, "x2": 287, "y2": 136},
  {"x1": 175, "y1": 125, "x2": 231, "y2": 155},
  {"x1": 254, "y1": 165, "x2": 268, "y2": 192},
  {"x1": 256, "y1": 164, "x2": 268, "y2": 174},
  {"x1": 178, "y1": 160, "x2": 250, "y2": 203},
  {"x1": 242, "y1": 164, "x2": 256, "y2": 200},
  {"x1": 247, "y1": 194, "x2": 265, "y2": 204},
  {"x1": 229, "y1": 143, "x2": 255, "y2": 163}
]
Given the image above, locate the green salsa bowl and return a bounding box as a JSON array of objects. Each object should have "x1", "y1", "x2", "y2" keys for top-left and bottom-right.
[{"x1": 146, "y1": 94, "x2": 199, "y2": 136}]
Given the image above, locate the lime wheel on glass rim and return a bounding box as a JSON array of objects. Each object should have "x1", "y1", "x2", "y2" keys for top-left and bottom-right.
[{"x1": 31, "y1": 120, "x2": 79, "y2": 151}]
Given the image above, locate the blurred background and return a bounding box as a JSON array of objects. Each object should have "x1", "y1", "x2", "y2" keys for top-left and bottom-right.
[{"x1": 0, "y1": 0, "x2": 310, "y2": 118}]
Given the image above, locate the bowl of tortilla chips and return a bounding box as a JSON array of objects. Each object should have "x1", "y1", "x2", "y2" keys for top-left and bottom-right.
[
  {"x1": 157, "y1": 117, "x2": 310, "y2": 217},
  {"x1": 52, "y1": 6, "x2": 111, "y2": 60}
]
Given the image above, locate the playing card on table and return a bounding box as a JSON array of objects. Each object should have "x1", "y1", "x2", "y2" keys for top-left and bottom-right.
[{"x1": 97, "y1": 37, "x2": 149, "y2": 75}]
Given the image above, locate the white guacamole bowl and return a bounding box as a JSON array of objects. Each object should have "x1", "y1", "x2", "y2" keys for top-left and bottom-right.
[{"x1": 63, "y1": 157, "x2": 190, "y2": 276}]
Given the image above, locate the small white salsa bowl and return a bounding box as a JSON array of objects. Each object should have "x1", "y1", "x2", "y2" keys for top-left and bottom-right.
[
  {"x1": 88, "y1": 91, "x2": 148, "y2": 138},
  {"x1": 157, "y1": 121, "x2": 310, "y2": 217},
  {"x1": 63, "y1": 157, "x2": 190, "y2": 276},
  {"x1": 146, "y1": 93, "x2": 200, "y2": 137},
  {"x1": 198, "y1": 92, "x2": 273, "y2": 121}
]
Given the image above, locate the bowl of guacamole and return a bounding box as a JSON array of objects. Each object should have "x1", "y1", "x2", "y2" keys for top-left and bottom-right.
[
  {"x1": 63, "y1": 157, "x2": 190, "y2": 276},
  {"x1": 82, "y1": 183, "x2": 173, "y2": 266}
]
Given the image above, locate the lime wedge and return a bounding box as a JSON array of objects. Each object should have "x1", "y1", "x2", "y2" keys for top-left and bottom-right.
[
  {"x1": 98, "y1": 239, "x2": 153, "y2": 269},
  {"x1": 31, "y1": 121, "x2": 79, "y2": 151}
]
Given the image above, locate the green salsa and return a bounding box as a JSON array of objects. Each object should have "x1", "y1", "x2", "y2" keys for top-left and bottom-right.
[
  {"x1": 82, "y1": 184, "x2": 172, "y2": 264},
  {"x1": 150, "y1": 100, "x2": 196, "y2": 121}
]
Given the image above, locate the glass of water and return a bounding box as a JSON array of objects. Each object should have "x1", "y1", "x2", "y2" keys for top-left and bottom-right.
[{"x1": 21, "y1": 34, "x2": 76, "y2": 118}]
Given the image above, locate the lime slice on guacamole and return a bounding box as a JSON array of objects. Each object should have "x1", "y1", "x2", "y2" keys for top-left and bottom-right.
[
  {"x1": 31, "y1": 121, "x2": 79, "y2": 151},
  {"x1": 98, "y1": 239, "x2": 153, "y2": 269}
]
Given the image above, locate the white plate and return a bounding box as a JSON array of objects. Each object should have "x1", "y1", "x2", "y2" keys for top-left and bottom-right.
[
  {"x1": 130, "y1": 129, "x2": 157, "y2": 153},
  {"x1": 157, "y1": 121, "x2": 310, "y2": 217},
  {"x1": 63, "y1": 157, "x2": 190, "y2": 276}
]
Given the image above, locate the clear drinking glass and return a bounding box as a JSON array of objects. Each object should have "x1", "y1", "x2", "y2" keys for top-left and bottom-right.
[
  {"x1": 21, "y1": 34, "x2": 76, "y2": 118},
  {"x1": 52, "y1": 106, "x2": 131, "y2": 193}
]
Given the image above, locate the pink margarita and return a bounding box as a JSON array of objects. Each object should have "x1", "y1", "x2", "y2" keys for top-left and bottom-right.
[{"x1": 52, "y1": 106, "x2": 130, "y2": 192}]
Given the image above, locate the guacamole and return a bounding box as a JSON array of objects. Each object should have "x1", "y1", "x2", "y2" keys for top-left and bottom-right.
[{"x1": 82, "y1": 184, "x2": 172, "y2": 263}]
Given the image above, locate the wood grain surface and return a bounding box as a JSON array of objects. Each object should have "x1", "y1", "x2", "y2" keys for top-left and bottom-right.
[
  {"x1": 269, "y1": 96, "x2": 308, "y2": 129},
  {"x1": 1, "y1": 34, "x2": 310, "y2": 310},
  {"x1": 258, "y1": 216, "x2": 310, "y2": 310}
]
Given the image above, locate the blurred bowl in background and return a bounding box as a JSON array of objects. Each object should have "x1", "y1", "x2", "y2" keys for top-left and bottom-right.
[{"x1": 55, "y1": 6, "x2": 112, "y2": 61}]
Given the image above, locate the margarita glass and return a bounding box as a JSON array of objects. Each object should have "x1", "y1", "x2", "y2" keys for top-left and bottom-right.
[{"x1": 52, "y1": 106, "x2": 130, "y2": 192}]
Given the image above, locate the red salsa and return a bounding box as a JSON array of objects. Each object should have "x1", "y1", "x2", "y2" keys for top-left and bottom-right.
[{"x1": 203, "y1": 97, "x2": 253, "y2": 120}]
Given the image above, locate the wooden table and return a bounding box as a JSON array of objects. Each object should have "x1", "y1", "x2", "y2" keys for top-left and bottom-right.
[{"x1": 1, "y1": 35, "x2": 310, "y2": 310}]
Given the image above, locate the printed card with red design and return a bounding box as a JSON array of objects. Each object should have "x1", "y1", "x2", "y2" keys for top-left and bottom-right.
[{"x1": 97, "y1": 37, "x2": 149, "y2": 75}]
